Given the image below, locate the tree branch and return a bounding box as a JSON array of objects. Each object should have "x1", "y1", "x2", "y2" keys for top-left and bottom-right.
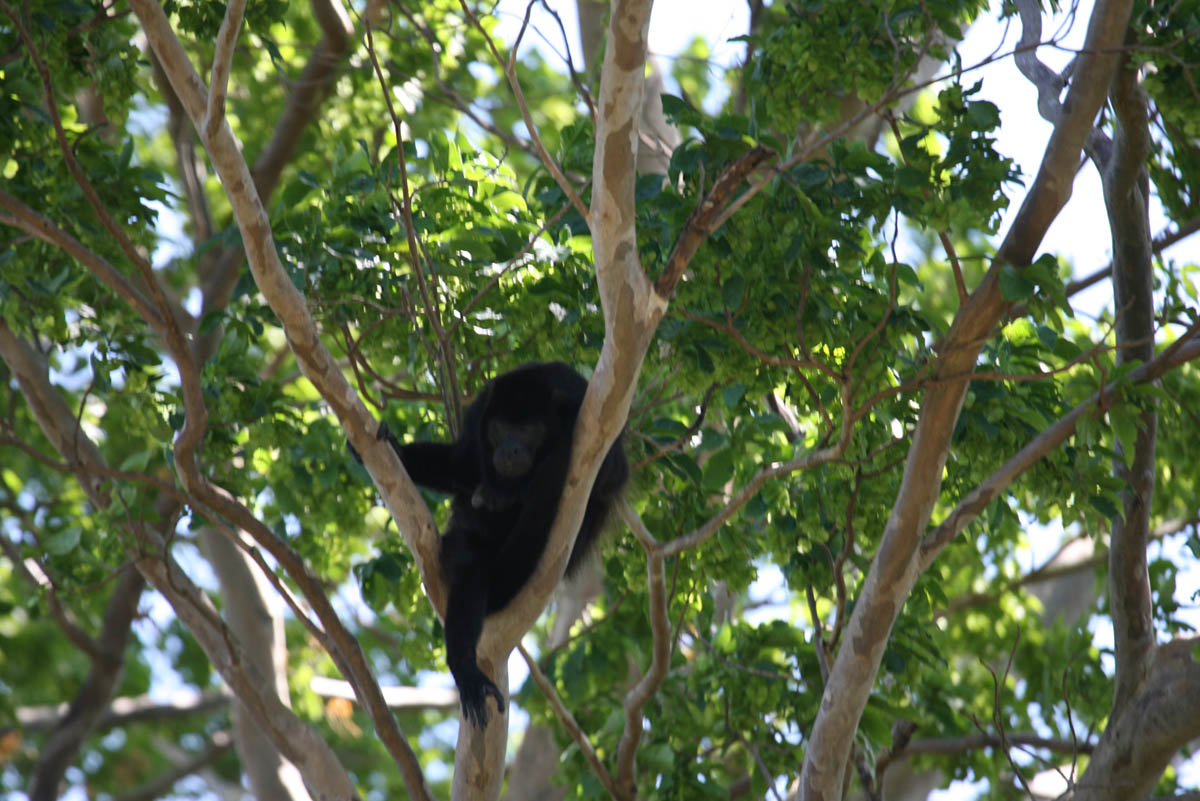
[
  {"x1": 199, "y1": 0, "x2": 365, "y2": 340},
  {"x1": 115, "y1": 731, "x2": 234, "y2": 801},
  {"x1": 14, "y1": 691, "x2": 230, "y2": 735},
  {"x1": 936, "y1": 515, "x2": 1197, "y2": 617},
  {"x1": 0, "y1": 319, "x2": 361, "y2": 801},
  {"x1": 28, "y1": 566, "x2": 144, "y2": 801},
  {"x1": 615, "y1": 500, "x2": 671, "y2": 798},
  {"x1": 204, "y1": 0, "x2": 244, "y2": 141},
  {"x1": 0, "y1": 192, "x2": 165, "y2": 334},
  {"x1": 1060, "y1": 212, "x2": 1200, "y2": 298},
  {"x1": 662, "y1": 437, "x2": 847, "y2": 558},
  {"x1": 517, "y1": 644, "x2": 621, "y2": 799},
  {"x1": 459, "y1": 0, "x2": 591, "y2": 224},
  {"x1": 1100, "y1": 44, "x2": 1157, "y2": 720},
  {"x1": 1072, "y1": 637, "x2": 1200, "y2": 801},
  {"x1": 655, "y1": 145, "x2": 774, "y2": 298},
  {"x1": 0, "y1": 533, "x2": 98, "y2": 659},
  {"x1": 920, "y1": 327, "x2": 1200, "y2": 566},
  {"x1": 799, "y1": 2, "x2": 1137, "y2": 796},
  {"x1": 898, "y1": 732, "x2": 1094, "y2": 758}
]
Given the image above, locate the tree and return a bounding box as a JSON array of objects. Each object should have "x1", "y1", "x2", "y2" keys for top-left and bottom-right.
[{"x1": 2, "y1": 0, "x2": 1199, "y2": 799}]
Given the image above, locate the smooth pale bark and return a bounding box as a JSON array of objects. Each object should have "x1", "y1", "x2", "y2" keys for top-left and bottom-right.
[{"x1": 199, "y1": 529, "x2": 313, "y2": 801}]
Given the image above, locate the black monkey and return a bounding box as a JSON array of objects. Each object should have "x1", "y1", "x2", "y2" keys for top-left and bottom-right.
[{"x1": 377, "y1": 362, "x2": 628, "y2": 727}]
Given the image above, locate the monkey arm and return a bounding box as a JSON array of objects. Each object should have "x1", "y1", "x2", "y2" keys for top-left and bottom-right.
[
  {"x1": 368, "y1": 422, "x2": 474, "y2": 496},
  {"x1": 393, "y1": 442, "x2": 461, "y2": 494}
]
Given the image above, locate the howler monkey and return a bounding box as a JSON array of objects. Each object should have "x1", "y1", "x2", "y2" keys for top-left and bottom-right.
[{"x1": 377, "y1": 362, "x2": 628, "y2": 727}]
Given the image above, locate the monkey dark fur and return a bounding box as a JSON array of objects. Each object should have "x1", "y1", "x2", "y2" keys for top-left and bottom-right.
[{"x1": 375, "y1": 362, "x2": 628, "y2": 727}]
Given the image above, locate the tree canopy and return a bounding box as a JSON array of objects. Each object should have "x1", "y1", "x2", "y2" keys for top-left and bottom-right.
[{"x1": 2, "y1": 1, "x2": 1199, "y2": 800}]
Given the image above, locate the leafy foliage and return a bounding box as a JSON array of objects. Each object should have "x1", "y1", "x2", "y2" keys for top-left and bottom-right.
[{"x1": 2, "y1": 0, "x2": 1199, "y2": 799}]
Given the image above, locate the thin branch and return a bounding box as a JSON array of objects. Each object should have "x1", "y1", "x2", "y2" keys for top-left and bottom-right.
[
  {"x1": 388, "y1": 1, "x2": 540, "y2": 162},
  {"x1": 0, "y1": 431, "x2": 191, "y2": 506},
  {"x1": 883, "y1": 113, "x2": 967, "y2": 305},
  {"x1": 310, "y1": 676, "x2": 457, "y2": 709},
  {"x1": 897, "y1": 732, "x2": 1095, "y2": 757},
  {"x1": 920, "y1": 325, "x2": 1200, "y2": 566},
  {"x1": 450, "y1": 190, "x2": 582, "y2": 337},
  {"x1": 662, "y1": 433, "x2": 847, "y2": 558},
  {"x1": 1061, "y1": 658, "x2": 1082, "y2": 787},
  {"x1": 871, "y1": 719, "x2": 918, "y2": 789},
  {"x1": 723, "y1": 696, "x2": 785, "y2": 801},
  {"x1": 805, "y1": 585, "x2": 831, "y2": 684},
  {"x1": 966, "y1": 336, "x2": 1139, "y2": 384},
  {"x1": 939, "y1": 515, "x2": 1196, "y2": 618},
  {"x1": 517, "y1": 643, "x2": 621, "y2": 799},
  {"x1": 655, "y1": 146, "x2": 774, "y2": 299},
  {"x1": 152, "y1": 54, "x2": 214, "y2": 244},
  {"x1": 615, "y1": 501, "x2": 671, "y2": 797},
  {"x1": 0, "y1": 193, "x2": 165, "y2": 333},
  {"x1": 0, "y1": 533, "x2": 98, "y2": 659},
  {"x1": 114, "y1": 731, "x2": 233, "y2": 801},
  {"x1": 827, "y1": 470, "x2": 862, "y2": 652},
  {"x1": 364, "y1": 18, "x2": 462, "y2": 430},
  {"x1": 633, "y1": 383, "x2": 717, "y2": 471},
  {"x1": 458, "y1": 0, "x2": 591, "y2": 224},
  {"x1": 204, "y1": 0, "x2": 244, "y2": 141},
  {"x1": 984, "y1": 626, "x2": 1037, "y2": 798},
  {"x1": 677, "y1": 307, "x2": 840, "y2": 378},
  {"x1": 14, "y1": 692, "x2": 230, "y2": 735},
  {"x1": 532, "y1": 0, "x2": 595, "y2": 118},
  {"x1": 1017, "y1": 213, "x2": 1200, "y2": 316},
  {"x1": 29, "y1": 566, "x2": 145, "y2": 801}
]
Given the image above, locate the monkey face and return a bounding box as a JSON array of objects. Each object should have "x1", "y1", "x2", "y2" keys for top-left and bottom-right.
[{"x1": 486, "y1": 418, "x2": 547, "y2": 479}]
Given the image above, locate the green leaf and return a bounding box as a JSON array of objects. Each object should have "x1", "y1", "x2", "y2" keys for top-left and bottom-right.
[
  {"x1": 999, "y1": 263, "x2": 1035, "y2": 301},
  {"x1": 722, "y1": 383, "x2": 747, "y2": 408},
  {"x1": 197, "y1": 310, "x2": 224, "y2": 336},
  {"x1": 118, "y1": 449, "x2": 153, "y2": 472},
  {"x1": 702, "y1": 448, "x2": 735, "y2": 490},
  {"x1": 660, "y1": 94, "x2": 703, "y2": 127},
  {"x1": 1088, "y1": 493, "x2": 1121, "y2": 520},
  {"x1": 45, "y1": 527, "x2": 82, "y2": 556},
  {"x1": 722, "y1": 275, "x2": 745, "y2": 309}
]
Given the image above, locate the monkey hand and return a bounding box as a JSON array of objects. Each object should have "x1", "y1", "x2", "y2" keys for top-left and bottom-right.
[
  {"x1": 375, "y1": 420, "x2": 403, "y2": 451},
  {"x1": 456, "y1": 665, "x2": 506, "y2": 728},
  {"x1": 471, "y1": 482, "x2": 518, "y2": 511},
  {"x1": 346, "y1": 421, "x2": 398, "y2": 465}
]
